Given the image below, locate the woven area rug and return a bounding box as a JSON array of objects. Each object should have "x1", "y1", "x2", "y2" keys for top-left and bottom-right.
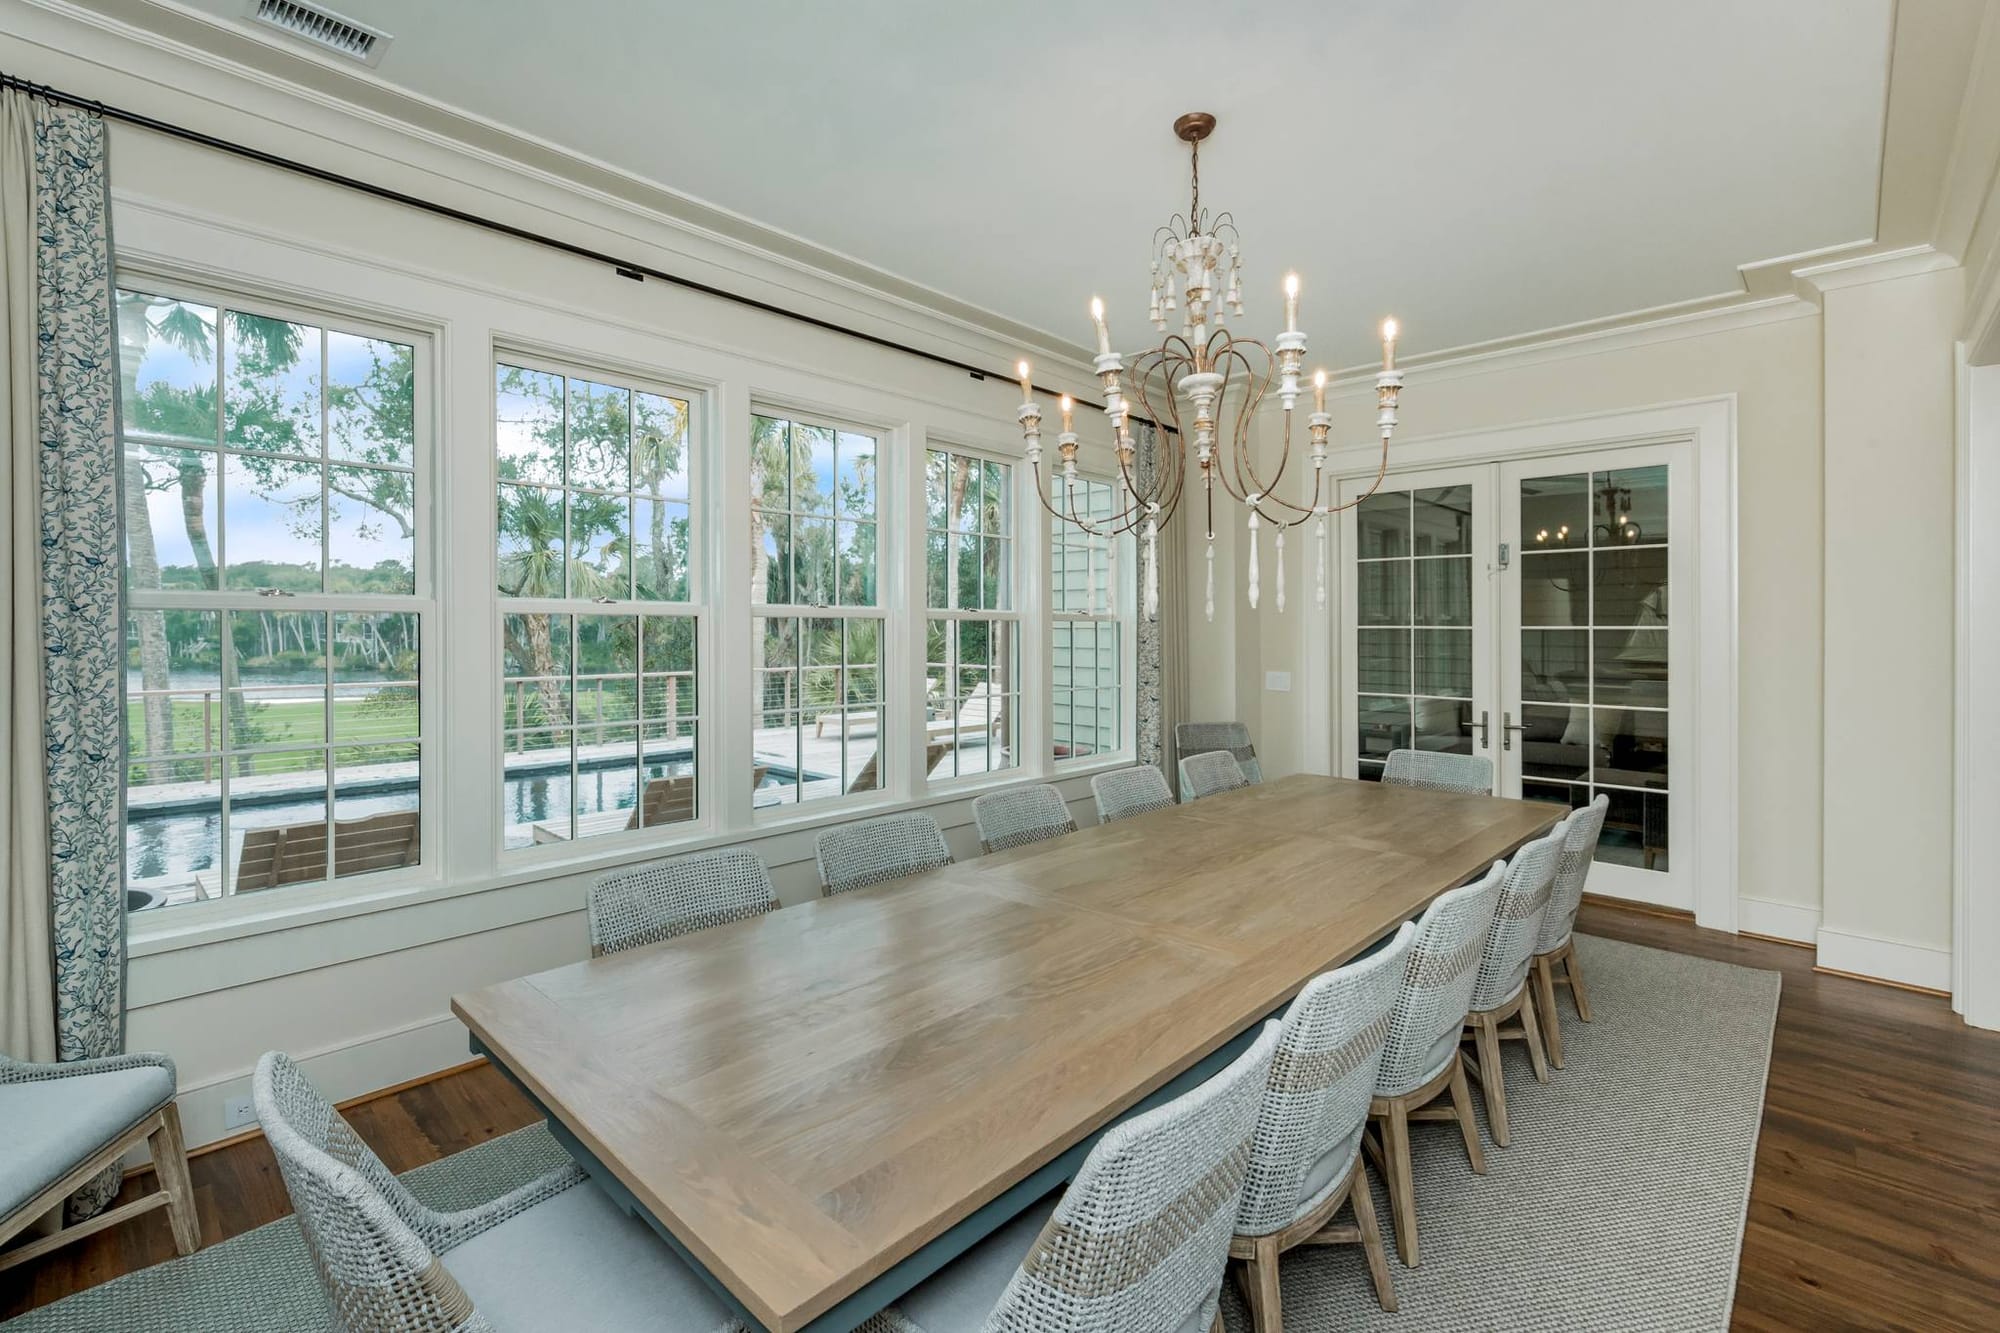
[
  {"x1": 1220, "y1": 933, "x2": 1779, "y2": 1332},
  {"x1": 4, "y1": 933, "x2": 1777, "y2": 1332}
]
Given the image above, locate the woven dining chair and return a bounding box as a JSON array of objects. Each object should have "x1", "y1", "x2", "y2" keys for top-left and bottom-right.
[
  {"x1": 0, "y1": 1051, "x2": 199, "y2": 1272},
  {"x1": 881, "y1": 1021, "x2": 1282, "y2": 1333},
  {"x1": 817, "y1": 811, "x2": 953, "y2": 896},
  {"x1": 1379, "y1": 748, "x2": 1493, "y2": 795},
  {"x1": 1460, "y1": 824, "x2": 1565, "y2": 1147},
  {"x1": 1175, "y1": 721, "x2": 1264, "y2": 784},
  {"x1": 1090, "y1": 766, "x2": 1175, "y2": 824},
  {"x1": 1365, "y1": 860, "x2": 1505, "y2": 1267},
  {"x1": 253, "y1": 1052, "x2": 734, "y2": 1332},
  {"x1": 1231, "y1": 922, "x2": 1417, "y2": 1328},
  {"x1": 971, "y1": 784, "x2": 1077, "y2": 854},
  {"x1": 587, "y1": 847, "x2": 777, "y2": 956},
  {"x1": 1179, "y1": 750, "x2": 1250, "y2": 801},
  {"x1": 1531, "y1": 794, "x2": 1610, "y2": 1067}
]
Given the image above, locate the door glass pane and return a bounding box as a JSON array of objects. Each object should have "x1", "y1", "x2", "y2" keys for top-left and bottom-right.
[
  {"x1": 1356, "y1": 628, "x2": 1410, "y2": 695},
  {"x1": 1357, "y1": 562, "x2": 1408, "y2": 626},
  {"x1": 1521, "y1": 629, "x2": 1588, "y2": 703},
  {"x1": 1520, "y1": 704, "x2": 1589, "y2": 780},
  {"x1": 1355, "y1": 491, "x2": 1409, "y2": 559},
  {"x1": 1355, "y1": 695, "x2": 1410, "y2": 773},
  {"x1": 1413, "y1": 699, "x2": 1473, "y2": 756},
  {"x1": 1599, "y1": 787, "x2": 1668, "y2": 871},
  {"x1": 1593, "y1": 465, "x2": 1668, "y2": 546},
  {"x1": 1519, "y1": 473, "x2": 1588, "y2": 549},
  {"x1": 1414, "y1": 558, "x2": 1471, "y2": 626},
  {"x1": 1518, "y1": 463, "x2": 1670, "y2": 872},
  {"x1": 1411, "y1": 486, "x2": 1472, "y2": 556},
  {"x1": 1415, "y1": 629, "x2": 1472, "y2": 698},
  {"x1": 1520, "y1": 551, "x2": 1587, "y2": 626}
]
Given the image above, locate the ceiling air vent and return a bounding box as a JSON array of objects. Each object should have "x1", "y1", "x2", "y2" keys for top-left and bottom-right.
[{"x1": 248, "y1": 0, "x2": 391, "y2": 67}]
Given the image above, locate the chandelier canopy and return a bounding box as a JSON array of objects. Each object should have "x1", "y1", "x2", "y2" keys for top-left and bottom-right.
[{"x1": 1012, "y1": 112, "x2": 1408, "y2": 621}]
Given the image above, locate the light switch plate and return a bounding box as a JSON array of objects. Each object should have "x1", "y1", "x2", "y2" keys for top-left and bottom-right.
[
  {"x1": 222, "y1": 1095, "x2": 258, "y2": 1132},
  {"x1": 1265, "y1": 671, "x2": 1292, "y2": 692}
]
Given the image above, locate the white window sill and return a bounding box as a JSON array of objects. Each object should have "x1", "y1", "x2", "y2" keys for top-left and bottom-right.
[{"x1": 125, "y1": 758, "x2": 1146, "y2": 965}]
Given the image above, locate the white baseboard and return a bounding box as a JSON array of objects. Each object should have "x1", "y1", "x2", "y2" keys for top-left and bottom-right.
[
  {"x1": 172, "y1": 1013, "x2": 472, "y2": 1150},
  {"x1": 1814, "y1": 926, "x2": 1953, "y2": 992},
  {"x1": 1738, "y1": 896, "x2": 1820, "y2": 945}
]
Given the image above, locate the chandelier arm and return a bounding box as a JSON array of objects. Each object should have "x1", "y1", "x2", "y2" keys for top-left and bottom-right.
[{"x1": 1321, "y1": 434, "x2": 1394, "y2": 518}]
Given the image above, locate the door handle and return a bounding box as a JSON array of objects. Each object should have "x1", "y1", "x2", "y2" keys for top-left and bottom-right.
[
  {"x1": 1501, "y1": 710, "x2": 1526, "y2": 752},
  {"x1": 1474, "y1": 710, "x2": 1490, "y2": 750}
]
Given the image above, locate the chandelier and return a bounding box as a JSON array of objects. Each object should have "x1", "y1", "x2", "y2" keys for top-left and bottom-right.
[{"x1": 1011, "y1": 112, "x2": 1406, "y2": 621}]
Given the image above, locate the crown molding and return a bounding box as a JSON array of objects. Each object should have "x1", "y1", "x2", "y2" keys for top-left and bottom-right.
[
  {"x1": 1287, "y1": 292, "x2": 1818, "y2": 407},
  {"x1": 1792, "y1": 243, "x2": 1957, "y2": 300}
]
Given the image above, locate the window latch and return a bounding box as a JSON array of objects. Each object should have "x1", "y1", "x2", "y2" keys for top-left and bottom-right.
[
  {"x1": 257, "y1": 587, "x2": 295, "y2": 598},
  {"x1": 591, "y1": 596, "x2": 615, "y2": 605}
]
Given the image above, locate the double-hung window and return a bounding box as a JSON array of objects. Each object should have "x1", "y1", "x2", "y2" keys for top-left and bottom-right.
[
  {"x1": 496, "y1": 361, "x2": 699, "y2": 848},
  {"x1": 118, "y1": 287, "x2": 427, "y2": 908},
  {"x1": 749, "y1": 411, "x2": 883, "y2": 805},
  {"x1": 1050, "y1": 475, "x2": 1132, "y2": 762},
  {"x1": 925, "y1": 448, "x2": 1018, "y2": 779}
]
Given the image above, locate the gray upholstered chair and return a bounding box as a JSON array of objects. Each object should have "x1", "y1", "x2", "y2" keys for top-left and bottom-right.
[
  {"x1": 1091, "y1": 766, "x2": 1175, "y2": 824},
  {"x1": 1531, "y1": 795, "x2": 1611, "y2": 1067},
  {"x1": 0, "y1": 1051, "x2": 200, "y2": 1272},
  {"x1": 587, "y1": 847, "x2": 776, "y2": 956},
  {"x1": 1460, "y1": 825, "x2": 1565, "y2": 1147},
  {"x1": 880, "y1": 1021, "x2": 1281, "y2": 1333},
  {"x1": 255, "y1": 1051, "x2": 733, "y2": 1332},
  {"x1": 971, "y1": 784, "x2": 1077, "y2": 854},
  {"x1": 1231, "y1": 923, "x2": 1416, "y2": 1328},
  {"x1": 1379, "y1": 748, "x2": 1493, "y2": 795},
  {"x1": 816, "y1": 811, "x2": 953, "y2": 896},
  {"x1": 1179, "y1": 750, "x2": 1250, "y2": 801},
  {"x1": 1365, "y1": 861, "x2": 1505, "y2": 1267},
  {"x1": 1176, "y1": 721, "x2": 1263, "y2": 784}
]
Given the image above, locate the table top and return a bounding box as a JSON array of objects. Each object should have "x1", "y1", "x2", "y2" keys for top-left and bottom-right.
[{"x1": 451, "y1": 775, "x2": 1559, "y2": 1332}]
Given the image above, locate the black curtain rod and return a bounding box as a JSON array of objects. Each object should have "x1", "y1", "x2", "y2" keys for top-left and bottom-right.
[{"x1": 1, "y1": 69, "x2": 1136, "y2": 417}]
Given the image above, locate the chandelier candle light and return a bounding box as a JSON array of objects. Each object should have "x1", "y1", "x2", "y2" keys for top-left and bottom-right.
[{"x1": 1011, "y1": 112, "x2": 1408, "y2": 620}]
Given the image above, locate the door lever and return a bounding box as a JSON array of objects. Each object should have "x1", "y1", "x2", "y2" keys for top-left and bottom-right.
[
  {"x1": 1501, "y1": 710, "x2": 1526, "y2": 752},
  {"x1": 1474, "y1": 710, "x2": 1490, "y2": 750}
]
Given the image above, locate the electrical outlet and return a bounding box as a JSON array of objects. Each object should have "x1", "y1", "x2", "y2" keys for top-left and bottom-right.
[{"x1": 222, "y1": 1095, "x2": 258, "y2": 1132}]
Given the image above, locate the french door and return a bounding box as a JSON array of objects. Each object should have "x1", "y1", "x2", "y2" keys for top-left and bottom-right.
[{"x1": 1339, "y1": 442, "x2": 1694, "y2": 910}]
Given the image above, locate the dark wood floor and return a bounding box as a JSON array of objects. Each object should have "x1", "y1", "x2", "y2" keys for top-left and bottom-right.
[{"x1": 3, "y1": 902, "x2": 1997, "y2": 1329}]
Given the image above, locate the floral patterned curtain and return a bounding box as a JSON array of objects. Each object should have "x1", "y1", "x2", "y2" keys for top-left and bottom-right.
[
  {"x1": 1131, "y1": 420, "x2": 1187, "y2": 776},
  {"x1": 9, "y1": 89, "x2": 127, "y2": 1220}
]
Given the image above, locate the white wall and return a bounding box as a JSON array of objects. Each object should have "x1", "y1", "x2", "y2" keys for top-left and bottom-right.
[{"x1": 1819, "y1": 264, "x2": 1964, "y2": 987}]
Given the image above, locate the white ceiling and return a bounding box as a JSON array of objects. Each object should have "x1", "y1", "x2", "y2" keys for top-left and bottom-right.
[{"x1": 156, "y1": 0, "x2": 1892, "y2": 366}]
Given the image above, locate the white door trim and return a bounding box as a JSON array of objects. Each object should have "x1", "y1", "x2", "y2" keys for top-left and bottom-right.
[
  {"x1": 1320, "y1": 397, "x2": 1739, "y2": 933},
  {"x1": 1955, "y1": 357, "x2": 2000, "y2": 1028}
]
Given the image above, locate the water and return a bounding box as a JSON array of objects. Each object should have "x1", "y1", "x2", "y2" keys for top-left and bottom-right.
[{"x1": 128, "y1": 753, "x2": 824, "y2": 878}]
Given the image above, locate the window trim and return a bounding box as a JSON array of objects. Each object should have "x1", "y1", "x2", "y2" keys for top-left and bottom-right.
[
  {"x1": 922, "y1": 441, "x2": 1025, "y2": 790},
  {"x1": 117, "y1": 274, "x2": 442, "y2": 918},
  {"x1": 490, "y1": 351, "x2": 710, "y2": 857},
  {"x1": 746, "y1": 401, "x2": 901, "y2": 820},
  {"x1": 1049, "y1": 472, "x2": 1138, "y2": 770}
]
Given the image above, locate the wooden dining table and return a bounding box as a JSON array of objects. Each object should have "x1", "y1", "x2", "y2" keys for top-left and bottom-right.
[{"x1": 452, "y1": 774, "x2": 1559, "y2": 1333}]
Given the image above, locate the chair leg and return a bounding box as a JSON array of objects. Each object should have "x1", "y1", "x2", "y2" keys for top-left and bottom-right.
[
  {"x1": 1349, "y1": 1162, "x2": 1398, "y2": 1313},
  {"x1": 1379, "y1": 1101, "x2": 1420, "y2": 1267},
  {"x1": 1471, "y1": 1013, "x2": 1509, "y2": 1148},
  {"x1": 1447, "y1": 1055, "x2": 1487, "y2": 1176},
  {"x1": 1239, "y1": 1233, "x2": 1283, "y2": 1333},
  {"x1": 1534, "y1": 955, "x2": 1565, "y2": 1068},
  {"x1": 1565, "y1": 947, "x2": 1593, "y2": 1022},
  {"x1": 148, "y1": 1102, "x2": 201, "y2": 1256},
  {"x1": 1519, "y1": 988, "x2": 1551, "y2": 1084}
]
